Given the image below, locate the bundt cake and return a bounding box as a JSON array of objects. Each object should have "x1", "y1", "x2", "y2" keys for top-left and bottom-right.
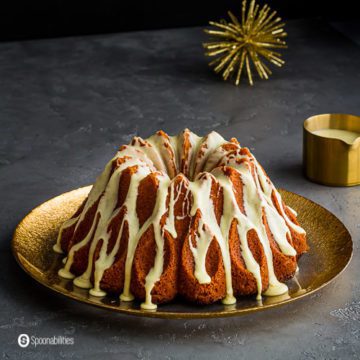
[{"x1": 54, "y1": 129, "x2": 308, "y2": 310}]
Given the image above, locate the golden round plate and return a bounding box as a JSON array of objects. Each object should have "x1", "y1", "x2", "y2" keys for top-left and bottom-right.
[{"x1": 12, "y1": 186, "x2": 353, "y2": 319}]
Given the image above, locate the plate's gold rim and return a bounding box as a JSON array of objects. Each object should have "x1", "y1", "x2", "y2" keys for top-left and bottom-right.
[{"x1": 11, "y1": 186, "x2": 353, "y2": 319}]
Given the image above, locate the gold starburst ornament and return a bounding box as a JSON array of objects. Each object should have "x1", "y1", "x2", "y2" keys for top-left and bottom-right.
[{"x1": 203, "y1": 0, "x2": 287, "y2": 86}]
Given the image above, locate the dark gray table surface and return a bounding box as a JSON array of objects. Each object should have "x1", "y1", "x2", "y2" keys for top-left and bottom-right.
[{"x1": 1, "y1": 18, "x2": 359, "y2": 359}]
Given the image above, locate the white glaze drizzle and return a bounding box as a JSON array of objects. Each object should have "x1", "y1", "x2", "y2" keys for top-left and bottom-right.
[
  {"x1": 193, "y1": 131, "x2": 227, "y2": 177},
  {"x1": 55, "y1": 129, "x2": 306, "y2": 309},
  {"x1": 188, "y1": 173, "x2": 236, "y2": 305},
  {"x1": 53, "y1": 152, "x2": 119, "y2": 254},
  {"x1": 146, "y1": 133, "x2": 177, "y2": 179}
]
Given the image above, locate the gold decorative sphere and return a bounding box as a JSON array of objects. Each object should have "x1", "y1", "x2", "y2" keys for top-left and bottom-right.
[{"x1": 203, "y1": 0, "x2": 287, "y2": 86}]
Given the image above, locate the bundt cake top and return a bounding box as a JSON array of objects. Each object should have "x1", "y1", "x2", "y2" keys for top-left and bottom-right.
[{"x1": 54, "y1": 129, "x2": 306, "y2": 310}]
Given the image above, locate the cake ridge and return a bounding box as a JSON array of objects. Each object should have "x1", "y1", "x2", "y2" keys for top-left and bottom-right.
[{"x1": 54, "y1": 129, "x2": 308, "y2": 309}]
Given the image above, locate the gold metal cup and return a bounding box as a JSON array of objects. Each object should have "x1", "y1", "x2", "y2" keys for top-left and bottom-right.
[{"x1": 303, "y1": 114, "x2": 360, "y2": 186}]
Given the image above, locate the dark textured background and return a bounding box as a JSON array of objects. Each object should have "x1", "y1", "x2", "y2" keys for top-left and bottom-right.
[
  {"x1": 0, "y1": 0, "x2": 358, "y2": 41},
  {"x1": 0, "y1": 17, "x2": 360, "y2": 358}
]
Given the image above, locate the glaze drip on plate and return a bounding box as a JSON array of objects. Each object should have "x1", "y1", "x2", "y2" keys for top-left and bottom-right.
[{"x1": 54, "y1": 129, "x2": 308, "y2": 309}]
